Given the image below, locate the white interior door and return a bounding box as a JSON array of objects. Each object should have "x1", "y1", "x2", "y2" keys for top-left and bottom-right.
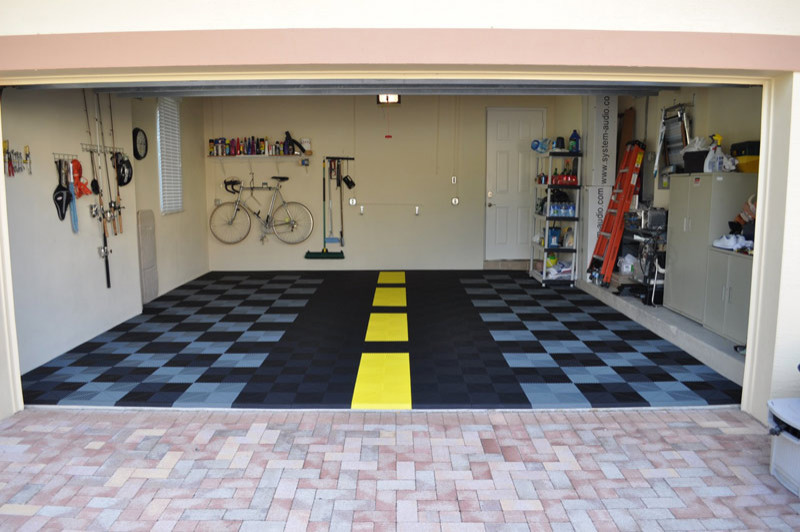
[{"x1": 485, "y1": 108, "x2": 545, "y2": 260}]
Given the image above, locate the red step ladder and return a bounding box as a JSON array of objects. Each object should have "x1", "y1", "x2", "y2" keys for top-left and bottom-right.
[{"x1": 587, "y1": 141, "x2": 646, "y2": 284}]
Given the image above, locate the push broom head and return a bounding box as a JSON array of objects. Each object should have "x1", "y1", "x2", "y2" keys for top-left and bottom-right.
[{"x1": 305, "y1": 249, "x2": 344, "y2": 259}]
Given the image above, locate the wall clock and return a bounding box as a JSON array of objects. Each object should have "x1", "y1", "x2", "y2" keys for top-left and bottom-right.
[{"x1": 132, "y1": 128, "x2": 148, "y2": 160}]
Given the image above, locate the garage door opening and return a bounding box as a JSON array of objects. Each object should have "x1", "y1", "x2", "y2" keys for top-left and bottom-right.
[{"x1": 0, "y1": 79, "x2": 764, "y2": 411}]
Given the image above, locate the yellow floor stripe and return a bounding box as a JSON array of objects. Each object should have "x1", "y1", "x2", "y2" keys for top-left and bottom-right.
[
  {"x1": 377, "y1": 271, "x2": 406, "y2": 284},
  {"x1": 351, "y1": 353, "x2": 411, "y2": 409},
  {"x1": 372, "y1": 287, "x2": 407, "y2": 307},
  {"x1": 365, "y1": 313, "x2": 408, "y2": 342}
]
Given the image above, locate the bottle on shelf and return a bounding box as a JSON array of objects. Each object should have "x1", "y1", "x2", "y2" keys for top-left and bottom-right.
[
  {"x1": 563, "y1": 227, "x2": 575, "y2": 248},
  {"x1": 569, "y1": 130, "x2": 581, "y2": 153}
]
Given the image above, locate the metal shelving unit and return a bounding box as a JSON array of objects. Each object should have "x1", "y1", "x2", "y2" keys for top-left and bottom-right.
[{"x1": 530, "y1": 152, "x2": 582, "y2": 286}]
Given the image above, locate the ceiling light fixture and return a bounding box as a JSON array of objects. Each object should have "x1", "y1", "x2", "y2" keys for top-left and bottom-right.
[{"x1": 377, "y1": 94, "x2": 401, "y2": 104}]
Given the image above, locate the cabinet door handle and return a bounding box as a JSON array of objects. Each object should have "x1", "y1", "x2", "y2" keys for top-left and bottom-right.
[
  {"x1": 683, "y1": 218, "x2": 688, "y2": 232},
  {"x1": 728, "y1": 286, "x2": 733, "y2": 304}
]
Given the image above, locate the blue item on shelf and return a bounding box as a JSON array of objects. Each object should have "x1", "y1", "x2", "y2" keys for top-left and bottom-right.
[
  {"x1": 569, "y1": 130, "x2": 581, "y2": 153},
  {"x1": 548, "y1": 228, "x2": 561, "y2": 247}
]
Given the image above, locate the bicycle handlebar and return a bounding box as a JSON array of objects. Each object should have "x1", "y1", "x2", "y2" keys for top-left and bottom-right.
[
  {"x1": 223, "y1": 179, "x2": 241, "y2": 194},
  {"x1": 223, "y1": 177, "x2": 287, "y2": 195}
]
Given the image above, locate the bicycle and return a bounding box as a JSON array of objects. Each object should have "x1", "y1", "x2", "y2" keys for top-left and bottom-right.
[{"x1": 209, "y1": 173, "x2": 313, "y2": 245}]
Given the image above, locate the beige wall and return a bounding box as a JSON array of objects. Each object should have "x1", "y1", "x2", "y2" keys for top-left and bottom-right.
[
  {"x1": 204, "y1": 95, "x2": 582, "y2": 270},
  {"x1": 2, "y1": 1, "x2": 798, "y2": 35},
  {"x1": 132, "y1": 98, "x2": 209, "y2": 296},
  {"x1": 2, "y1": 89, "x2": 142, "y2": 374},
  {"x1": 625, "y1": 86, "x2": 762, "y2": 207}
]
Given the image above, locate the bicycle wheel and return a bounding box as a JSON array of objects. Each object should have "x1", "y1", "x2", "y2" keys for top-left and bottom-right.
[
  {"x1": 209, "y1": 202, "x2": 251, "y2": 244},
  {"x1": 271, "y1": 202, "x2": 313, "y2": 244}
]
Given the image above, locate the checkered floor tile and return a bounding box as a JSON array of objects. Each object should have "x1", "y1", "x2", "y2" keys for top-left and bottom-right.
[
  {"x1": 21, "y1": 270, "x2": 741, "y2": 409},
  {"x1": 462, "y1": 272, "x2": 741, "y2": 408}
]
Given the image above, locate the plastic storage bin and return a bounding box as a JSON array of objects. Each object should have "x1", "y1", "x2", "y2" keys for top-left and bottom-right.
[
  {"x1": 730, "y1": 140, "x2": 760, "y2": 157},
  {"x1": 768, "y1": 398, "x2": 800, "y2": 496},
  {"x1": 737, "y1": 155, "x2": 759, "y2": 173}
]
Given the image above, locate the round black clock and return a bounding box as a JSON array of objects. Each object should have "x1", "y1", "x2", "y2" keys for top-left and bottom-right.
[{"x1": 132, "y1": 128, "x2": 148, "y2": 160}]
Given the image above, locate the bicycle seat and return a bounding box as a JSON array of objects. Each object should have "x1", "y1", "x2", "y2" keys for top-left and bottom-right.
[{"x1": 271, "y1": 176, "x2": 289, "y2": 182}]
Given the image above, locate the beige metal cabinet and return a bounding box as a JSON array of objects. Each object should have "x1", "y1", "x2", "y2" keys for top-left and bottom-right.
[
  {"x1": 703, "y1": 248, "x2": 752, "y2": 345},
  {"x1": 663, "y1": 172, "x2": 757, "y2": 322}
]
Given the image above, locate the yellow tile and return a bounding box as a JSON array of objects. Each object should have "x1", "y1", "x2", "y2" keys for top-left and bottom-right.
[
  {"x1": 372, "y1": 287, "x2": 407, "y2": 307},
  {"x1": 351, "y1": 353, "x2": 411, "y2": 410},
  {"x1": 365, "y1": 313, "x2": 408, "y2": 342},
  {"x1": 377, "y1": 271, "x2": 406, "y2": 284}
]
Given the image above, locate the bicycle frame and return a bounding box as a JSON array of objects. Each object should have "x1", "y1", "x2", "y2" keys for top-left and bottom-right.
[{"x1": 227, "y1": 180, "x2": 290, "y2": 240}]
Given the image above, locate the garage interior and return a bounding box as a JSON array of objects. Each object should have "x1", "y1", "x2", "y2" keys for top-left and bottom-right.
[{"x1": 2, "y1": 80, "x2": 761, "y2": 411}]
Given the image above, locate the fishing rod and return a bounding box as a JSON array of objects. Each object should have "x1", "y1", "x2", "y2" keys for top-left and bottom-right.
[
  {"x1": 95, "y1": 92, "x2": 117, "y2": 235},
  {"x1": 82, "y1": 89, "x2": 111, "y2": 288},
  {"x1": 107, "y1": 94, "x2": 123, "y2": 234}
]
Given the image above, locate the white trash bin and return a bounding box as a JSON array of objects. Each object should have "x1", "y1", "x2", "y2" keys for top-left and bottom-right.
[{"x1": 768, "y1": 397, "x2": 800, "y2": 497}]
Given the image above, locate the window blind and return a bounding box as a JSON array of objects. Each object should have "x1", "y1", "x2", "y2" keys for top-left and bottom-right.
[{"x1": 157, "y1": 97, "x2": 183, "y2": 214}]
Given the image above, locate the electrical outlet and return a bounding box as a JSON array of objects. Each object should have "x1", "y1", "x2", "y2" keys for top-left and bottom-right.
[{"x1": 214, "y1": 198, "x2": 221, "y2": 206}]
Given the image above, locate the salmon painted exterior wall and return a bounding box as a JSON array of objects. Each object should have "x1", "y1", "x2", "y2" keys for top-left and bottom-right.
[{"x1": 0, "y1": 29, "x2": 799, "y2": 78}]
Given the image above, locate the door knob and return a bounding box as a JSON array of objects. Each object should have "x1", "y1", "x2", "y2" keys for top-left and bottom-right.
[{"x1": 488, "y1": 202, "x2": 494, "y2": 207}]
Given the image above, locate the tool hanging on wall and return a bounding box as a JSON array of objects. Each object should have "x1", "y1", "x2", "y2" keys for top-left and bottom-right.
[
  {"x1": 4, "y1": 140, "x2": 29, "y2": 177},
  {"x1": 82, "y1": 89, "x2": 111, "y2": 289},
  {"x1": 67, "y1": 158, "x2": 79, "y2": 233},
  {"x1": 4, "y1": 141, "x2": 13, "y2": 177},
  {"x1": 71, "y1": 159, "x2": 92, "y2": 199},
  {"x1": 24, "y1": 146, "x2": 31, "y2": 174},
  {"x1": 107, "y1": 94, "x2": 128, "y2": 233},
  {"x1": 305, "y1": 156, "x2": 355, "y2": 260},
  {"x1": 96, "y1": 92, "x2": 118, "y2": 236}
]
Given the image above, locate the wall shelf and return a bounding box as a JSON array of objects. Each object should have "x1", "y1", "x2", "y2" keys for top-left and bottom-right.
[
  {"x1": 529, "y1": 269, "x2": 574, "y2": 284},
  {"x1": 207, "y1": 152, "x2": 312, "y2": 159},
  {"x1": 533, "y1": 214, "x2": 579, "y2": 222},
  {"x1": 532, "y1": 242, "x2": 577, "y2": 253},
  {"x1": 544, "y1": 150, "x2": 583, "y2": 157}
]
